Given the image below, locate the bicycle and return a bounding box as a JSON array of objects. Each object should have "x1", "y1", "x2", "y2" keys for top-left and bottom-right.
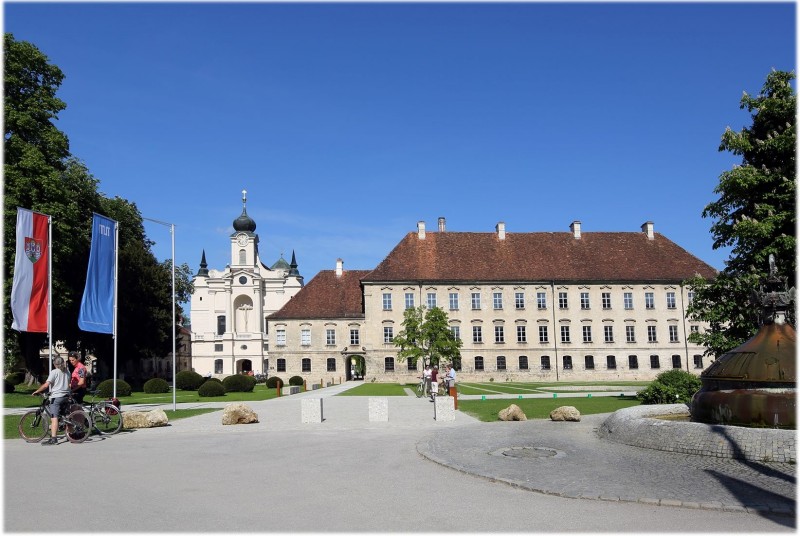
[
  {"x1": 81, "y1": 390, "x2": 123, "y2": 435},
  {"x1": 416, "y1": 376, "x2": 426, "y2": 398},
  {"x1": 18, "y1": 394, "x2": 91, "y2": 444}
]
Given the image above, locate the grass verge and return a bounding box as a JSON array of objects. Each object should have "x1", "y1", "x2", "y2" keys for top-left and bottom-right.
[{"x1": 458, "y1": 395, "x2": 641, "y2": 422}]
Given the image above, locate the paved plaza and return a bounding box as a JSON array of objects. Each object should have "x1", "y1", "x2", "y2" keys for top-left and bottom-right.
[{"x1": 4, "y1": 382, "x2": 795, "y2": 532}]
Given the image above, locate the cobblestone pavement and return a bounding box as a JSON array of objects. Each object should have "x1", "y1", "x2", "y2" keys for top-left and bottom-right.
[{"x1": 417, "y1": 413, "x2": 796, "y2": 517}]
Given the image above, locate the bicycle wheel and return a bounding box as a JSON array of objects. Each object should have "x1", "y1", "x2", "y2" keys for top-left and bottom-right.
[
  {"x1": 65, "y1": 410, "x2": 91, "y2": 443},
  {"x1": 18, "y1": 410, "x2": 48, "y2": 442},
  {"x1": 91, "y1": 403, "x2": 123, "y2": 434}
]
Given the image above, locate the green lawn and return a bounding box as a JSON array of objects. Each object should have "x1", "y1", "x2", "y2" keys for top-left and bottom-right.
[
  {"x1": 458, "y1": 395, "x2": 641, "y2": 422},
  {"x1": 336, "y1": 383, "x2": 411, "y2": 396},
  {"x1": 456, "y1": 381, "x2": 647, "y2": 396}
]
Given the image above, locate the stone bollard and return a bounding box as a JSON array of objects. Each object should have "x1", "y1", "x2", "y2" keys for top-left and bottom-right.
[
  {"x1": 369, "y1": 397, "x2": 389, "y2": 422},
  {"x1": 301, "y1": 398, "x2": 323, "y2": 423},
  {"x1": 434, "y1": 396, "x2": 455, "y2": 421}
]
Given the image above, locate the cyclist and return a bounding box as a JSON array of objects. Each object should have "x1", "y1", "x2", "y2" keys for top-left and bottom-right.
[
  {"x1": 31, "y1": 356, "x2": 71, "y2": 446},
  {"x1": 68, "y1": 351, "x2": 88, "y2": 403}
]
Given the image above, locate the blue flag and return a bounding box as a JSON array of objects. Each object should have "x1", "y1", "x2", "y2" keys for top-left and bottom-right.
[{"x1": 78, "y1": 214, "x2": 117, "y2": 334}]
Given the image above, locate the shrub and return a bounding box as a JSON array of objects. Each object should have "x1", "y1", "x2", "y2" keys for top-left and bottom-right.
[
  {"x1": 176, "y1": 370, "x2": 204, "y2": 390},
  {"x1": 222, "y1": 374, "x2": 256, "y2": 393},
  {"x1": 5, "y1": 371, "x2": 26, "y2": 386},
  {"x1": 4, "y1": 380, "x2": 15, "y2": 393},
  {"x1": 206, "y1": 377, "x2": 222, "y2": 383},
  {"x1": 96, "y1": 379, "x2": 132, "y2": 398},
  {"x1": 637, "y1": 369, "x2": 702, "y2": 405},
  {"x1": 266, "y1": 376, "x2": 283, "y2": 389},
  {"x1": 198, "y1": 380, "x2": 226, "y2": 397},
  {"x1": 288, "y1": 375, "x2": 304, "y2": 387},
  {"x1": 143, "y1": 378, "x2": 170, "y2": 394}
]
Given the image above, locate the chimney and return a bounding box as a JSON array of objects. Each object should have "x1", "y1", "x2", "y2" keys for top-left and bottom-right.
[
  {"x1": 496, "y1": 222, "x2": 506, "y2": 240},
  {"x1": 570, "y1": 220, "x2": 582, "y2": 239},
  {"x1": 641, "y1": 221, "x2": 654, "y2": 240},
  {"x1": 335, "y1": 258, "x2": 343, "y2": 277},
  {"x1": 417, "y1": 221, "x2": 426, "y2": 239},
  {"x1": 438, "y1": 217, "x2": 446, "y2": 232}
]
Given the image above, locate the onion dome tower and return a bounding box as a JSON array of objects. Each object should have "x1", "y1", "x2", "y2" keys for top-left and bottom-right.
[
  {"x1": 233, "y1": 189, "x2": 256, "y2": 233},
  {"x1": 690, "y1": 255, "x2": 796, "y2": 428}
]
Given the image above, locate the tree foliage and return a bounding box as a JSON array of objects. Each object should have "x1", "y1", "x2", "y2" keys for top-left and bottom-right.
[
  {"x1": 687, "y1": 70, "x2": 796, "y2": 356},
  {"x1": 393, "y1": 306, "x2": 462, "y2": 368},
  {"x1": 3, "y1": 33, "x2": 193, "y2": 380}
]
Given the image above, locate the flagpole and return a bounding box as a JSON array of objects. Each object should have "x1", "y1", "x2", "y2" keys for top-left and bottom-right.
[
  {"x1": 113, "y1": 221, "x2": 119, "y2": 399},
  {"x1": 47, "y1": 215, "x2": 53, "y2": 368}
]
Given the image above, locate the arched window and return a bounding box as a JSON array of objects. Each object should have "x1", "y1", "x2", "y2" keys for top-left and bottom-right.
[
  {"x1": 217, "y1": 316, "x2": 226, "y2": 335},
  {"x1": 302, "y1": 358, "x2": 311, "y2": 372},
  {"x1": 474, "y1": 356, "x2": 484, "y2": 371},
  {"x1": 327, "y1": 358, "x2": 336, "y2": 372},
  {"x1": 563, "y1": 355, "x2": 573, "y2": 370},
  {"x1": 384, "y1": 357, "x2": 395, "y2": 372},
  {"x1": 239, "y1": 249, "x2": 246, "y2": 264},
  {"x1": 277, "y1": 358, "x2": 286, "y2": 372},
  {"x1": 214, "y1": 359, "x2": 223, "y2": 374}
]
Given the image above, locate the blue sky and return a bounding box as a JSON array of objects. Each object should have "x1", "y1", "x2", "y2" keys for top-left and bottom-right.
[{"x1": 5, "y1": 2, "x2": 796, "y2": 286}]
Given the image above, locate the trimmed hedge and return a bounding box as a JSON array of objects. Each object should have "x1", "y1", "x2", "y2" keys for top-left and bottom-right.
[
  {"x1": 176, "y1": 370, "x2": 204, "y2": 390},
  {"x1": 198, "y1": 380, "x2": 226, "y2": 397},
  {"x1": 288, "y1": 375, "x2": 304, "y2": 387},
  {"x1": 5, "y1": 371, "x2": 26, "y2": 386},
  {"x1": 96, "y1": 379, "x2": 132, "y2": 398},
  {"x1": 222, "y1": 374, "x2": 256, "y2": 392},
  {"x1": 266, "y1": 376, "x2": 283, "y2": 389},
  {"x1": 143, "y1": 377, "x2": 170, "y2": 394}
]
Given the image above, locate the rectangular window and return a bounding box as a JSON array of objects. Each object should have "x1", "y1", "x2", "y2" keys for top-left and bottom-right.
[
  {"x1": 276, "y1": 329, "x2": 286, "y2": 346},
  {"x1": 493, "y1": 292, "x2": 503, "y2": 310},
  {"x1": 384, "y1": 357, "x2": 395, "y2": 372},
  {"x1": 214, "y1": 343, "x2": 223, "y2": 352},
  {"x1": 515, "y1": 292, "x2": 525, "y2": 309},
  {"x1": 645, "y1": 292, "x2": 655, "y2": 309},
  {"x1": 687, "y1": 291, "x2": 695, "y2": 305},
  {"x1": 427, "y1": 292, "x2": 437, "y2": 309},
  {"x1": 563, "y1": 355, "x2": 573, "y2": 369},
  {"x1": 495, "y1": 326, "x2": 505, "y2": 343},
  {"x1": 582, "y1": 325, "x2": 592, "y2": 343},
  {"x1": 541, "y1": 355, "x2": 551, "y2": 370},
  {"x1": 405, "y1": 292, "x2": 415, "y2": 309},
  {"x1": 669, "y1": 325, "x2": 679, "y2": 343},
  {"x1": 382, "y1": 293, "x2": 392, "y2": 310},
  {"x1": 449, "y1": 292, "x2": 459, "y2": 310},
  {"x1": 450, "y1": 326, "x2": 460, "y2": 341},
  {"x1": 217, "y1": 315, "x2": 226, "y2": 336},
  {"x1": 584, "y1": 355, "x2": 595, "y2": 369},
  {"x1": 301, "y1": 329, "x2": 311, "y2": 346},
  {"x1": 350, "y1": 329, "x2": 360, "y2": 345},
  {"x1": 693, "y1": 354, "x2": 703, "y2": 369},
  {"x1": 647, "y1": 325, "x2": 657, "y2": 343},
  {"x1": 384, "y1": 326, "x2": 394, "y2": 343},
  {"x1": 472, "y1": 326, "x2": 483, "y2": 343},
  {"x1": 537, "y1": 292, "x2": 547, "y2": 310},
  {"x1": 539, "y1": 326, "x2": 549, "y2": 343},
  {"x1": 623, "y1": 292, "x2": 633, "y2": 310},
  {"x1": 517, "y1": 325, "x2": 527, "y2": 343},
  {"x1": 625, "y1": 325, "x2": 635, "y2": 343},
  {"x1": 580, "y1": 292, "x2": 590, "y2": 310},
  {"x1": 497, "y1": 356, "x2": 506, "y2": 370},
  {"x1": 326, "y1": 329, "x2": 336, "y2": 346},
  {"x1": 519, "y1": 355, "x2": 529, "y2": 370},
  {"x1": 690, "y1": 325, "x2": 699, "y2": 334},
  {"x1": 628, "y1": 355, "x2": 639, "y2": 369},
  {"x1": 560, "y1": 325, "x2": 571, "y2": 343},
  {"x1": 277, "y1": 358, "x2": 286, "y2": 372},
  {"x1": 604, "y1": 325, "x2": 614, "y2": 343},
  {"x1": 666, "y1": 292, "x2": 676, "y2": 309},
  {"x1": 214, "y1": 359, "x2": 223, "y2": 374},
  {"x1": 474, "y1": 356, "x2": 484, "y2": 371},
  {"x1": 606, "y1": 355, "x2": 617, "y2": 369},
  {"x1": 672, "y1": 355, "x2": 682, "y2": 369},
  {"x1": 559, "y1": 292, "x2": 568, "y2": 309},
  {"x1": 650, "y1": 355, "x2": 660, "y2": 369},
  {"x1": 407, "y1": 359, "x2": 418, "y2": 371},
  {"x1": 302, "y1": 358, "x2": 311, "y2": 372},
  {"x1": 327, "y1": 358, "x2": 336, "y2": 372},
  {"x1": 602, "y1": 292, "x2": 611, "y2": 309},
  {"x1": 471, "y1": 292, "x2": 481, "y2": 310}
]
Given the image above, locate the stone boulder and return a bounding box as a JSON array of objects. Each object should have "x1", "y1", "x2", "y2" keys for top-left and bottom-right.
[
  {"x1": 122, "y1": 409, "x2": 169, "y2": 429},
  {"x1": 550, "y1": 406, "x2": 581, "y2": 422},
  {"x1": 222, "y1": 403, "x2": 259, "y2": 425},
  {"x1": 498, "y1": 404, "x2": 528, "y2": 421}
]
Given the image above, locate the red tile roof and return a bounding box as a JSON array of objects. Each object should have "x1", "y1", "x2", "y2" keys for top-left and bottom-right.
[
  {"x1": 362, "y1": 231, "x2": 717, "y2": 283},
  {"x1": 268, "y1": 270, "x2": 370, "y2": 320}
]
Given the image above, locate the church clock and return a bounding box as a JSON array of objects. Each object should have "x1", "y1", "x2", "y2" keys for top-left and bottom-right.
[{"x1": 237, "y1": 233, "x2": 249, "y2": 247}]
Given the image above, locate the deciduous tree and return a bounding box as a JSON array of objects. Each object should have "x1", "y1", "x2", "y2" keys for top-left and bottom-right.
[{"x1": 393, "y1": 306, "x2": 462, "y2": 369}]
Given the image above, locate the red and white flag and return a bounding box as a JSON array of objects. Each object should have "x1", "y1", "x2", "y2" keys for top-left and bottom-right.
[{"x1": 11, "y1": 208, "x2": 50, "y2": 332}]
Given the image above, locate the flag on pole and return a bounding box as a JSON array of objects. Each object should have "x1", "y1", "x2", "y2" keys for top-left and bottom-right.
[
  {"x1": 11, "y1": 208, "x2": 50, "y2": 332},
  {"x1": 78, "y1": 214, "x2": 117, "y2": 334}
]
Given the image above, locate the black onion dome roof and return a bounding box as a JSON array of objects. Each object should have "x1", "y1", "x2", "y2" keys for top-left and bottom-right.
[{"x1": 233, "y1": 207, "x2": 256, "y2": 232}]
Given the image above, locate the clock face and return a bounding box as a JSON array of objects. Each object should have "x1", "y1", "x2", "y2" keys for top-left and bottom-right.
[{"x1": 237, "y1": 234, "x2": 248, "y2": 246}]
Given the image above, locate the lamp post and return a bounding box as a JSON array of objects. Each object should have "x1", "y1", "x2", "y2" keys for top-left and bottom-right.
[{"x1": 143, "y1": 217, "x2": 177, "y2": 411}]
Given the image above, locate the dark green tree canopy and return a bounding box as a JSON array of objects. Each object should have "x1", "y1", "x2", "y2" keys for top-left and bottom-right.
[
  {"x1": 688, "y1": 70, "x2": 796, "y2": 357},
  {"x1": 393, "y1": 306, "x2": 462, "y2": 369}
]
